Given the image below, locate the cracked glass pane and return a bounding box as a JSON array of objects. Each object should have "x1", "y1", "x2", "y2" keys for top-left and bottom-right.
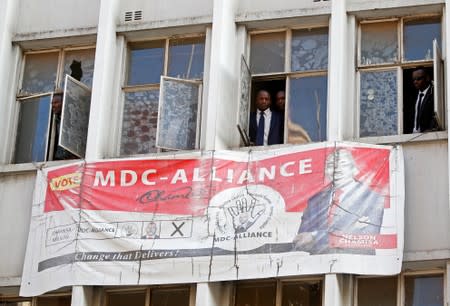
[
  {"x1": 157, "y1": 78, "x2": 200, "y2": 150},
  {"x1": 21, "y1": 52, "x2": 58, "y2": 94},
  {"x1": 250, "y1": 32, "x2": 285, "y2": 74},
  {"x1": 361, "y1": 22, "x2": 398, "y2": 65},
  {"x1": 120, "y1": 89, "x2": 159, "y2": 155},
  {"x1": 168, "y1": 37, "x2": 205, "y2": 79},
  {"x1": 360, "y1": 70, "x2": 397, "y2": 137},
  {"x1": 291, "y1": 28, "x2": 328, "y2": 71},
  {"x1": 404, "y1": 19, "x2": 441, "y2": 61},
  {"x1": 405, "y1": 274, "x2": 443, "y2": 306},
  {"x1": 128, "y1": 41, "x2": 165, "y2": 85},
  {"x1": 14, "y1": 94, "x2": 52, "y2": 163},
  {"x1": 282, "y1": 280, "x2": 322, "y2": 306},
  {"x1": 62, "y1": 48, "x2": 96, "y2": 88},
  {"x1": 288, "y1": 75, "x2": 327, "y2": 143}
]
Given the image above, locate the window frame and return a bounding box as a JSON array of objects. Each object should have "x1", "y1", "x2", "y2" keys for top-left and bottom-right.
[
  {"x1": 232, "y1": 277, "x2": 324, "y2": 306},
  {"x1": 354, "y1": 270, "x2": 445, "y2": 306},
  {"x1": 11, "y1": 45, "x2": 96, "y2": 164},
  {"x1": 103, "y1": 285, "x2": 195, "y2": 306},
  {"x1": 356, "y1": 15, "x2": 444, "y2": 140},
  {"x1": 119, "y1": 33, "x2": 206, "y2": 156},
  {"x1": 246, "y1": 25, "x2": 329, "y2": 145}
]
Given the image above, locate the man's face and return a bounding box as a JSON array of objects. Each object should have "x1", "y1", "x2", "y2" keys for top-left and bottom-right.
[
  {"x1": 325, "y1": 149, "x2": 355, "y2": 187},
  {"x1": 52, "y1": 94, "x2": 63, "y2": 114},
  {"x1": 275, "y1": 91, "x2": 285, "y2": 111},
  {"x1": 255, "y1": 91, "x2": 271, "y2": 111},
  {"x1": 412, "y1": 69, "x2": 430, "y2": 91}
]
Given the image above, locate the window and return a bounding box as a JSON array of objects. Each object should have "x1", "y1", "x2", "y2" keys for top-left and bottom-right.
[
  {"x1": 241, "y1": 27, "x2": 328, "y2": 146},
  {"x1": 120, "y1": 36, "x2": 205, "y2": 156},
  {"x1": 356, "y1": 273, "x2": 444, "y2": 306},
  {"x1": 357, "y1": 276, "x2": 397, "y2": 306},
  {"x1": 234, "y1": 279, "x2": 322, "y2": 306},
  {"x1": 357, "y1": 17, "x2": 443, "y2": 137},
  {"x1": 0, "y1": 293, "x2": 71, "y2": 306},
  {"x1": 14, "y1": 47, "x2": 95, "y2": 163},
  {"x1": 105, "y1": 286, "x2": 192, "y2": 306}
]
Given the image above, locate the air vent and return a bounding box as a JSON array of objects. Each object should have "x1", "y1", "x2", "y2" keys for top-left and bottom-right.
[{"x1": 124, "y1": 10, "x2": 143, "y2": 22}]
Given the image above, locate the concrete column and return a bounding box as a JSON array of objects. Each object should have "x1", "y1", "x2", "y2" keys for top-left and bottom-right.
[
  {"x1": 446, "y1": 261, "x2": 450, "y2": 306},
  {"x1": 324, "y1": 274, "x2": 353, "y2": 306},
  {"x1": 0, "y1": 0, "x2": 19, "y2": 163},
  {"x1": 445, "y1": 1, "x2": 450, "y2": 214},
  {"x1": 71, "y1": 286, "x2": 94, "y2": 306},
  {"x1": 327, "y1": 0, "x2": 347, "y2": 141},
  {"x1": 204, "y1": 0, "x2": 239, "y2": 150},
  {"x1": 195, "y1": 282, "x2": 232, "y2": 306},
  {"x1": 85, "y1": 0, "x2": 120, "y2": 160}
]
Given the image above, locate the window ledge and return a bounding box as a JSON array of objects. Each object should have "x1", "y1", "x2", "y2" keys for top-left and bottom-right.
[
  {"x1": 354, "y1": 130, "x2": 448, "y2": 145},
  {"x1": 0, "y1": 159, "x2": 80, "y2": 175}
]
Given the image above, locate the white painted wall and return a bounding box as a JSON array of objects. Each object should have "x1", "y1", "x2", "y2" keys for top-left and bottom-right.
[
  {"x1": 0, "y1": 173, "x2": 35, "y2": 278},
  {"x1": 403, "y1": 141, "x2": 450, "y2": 260},
  {"x1": 15, "y1": 0, "x2": 100, "y2": 37},
  {"x1": 118, "y1": 0, "x2": 213, "y2": 25}
]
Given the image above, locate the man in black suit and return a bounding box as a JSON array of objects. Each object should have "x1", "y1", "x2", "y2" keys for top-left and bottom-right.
[
  {"x1": 249, "y1": 90, "x2": 284, "y2": 146},
  {"x1": 405, "y1": 68, "x2": 438, "y2": 133}
]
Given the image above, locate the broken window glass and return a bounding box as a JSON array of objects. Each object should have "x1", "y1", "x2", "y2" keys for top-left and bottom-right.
[
  {"x1": 157, "y1": 77, "x2": 201, "y2": 150},
  {"x1": 359, "y1": 70, "x2": 398, "y2": 137},
  {"x1": 62, "y1": 48, "x2": 96, "y2": 88},
  {"x1": 361, "y1": 22, "x2": 398, "y2": 65},
  {"x1": 291, "y1": 28, "x2": 328, "y2": 71},
  {"x1": 120, "y1": 89, "x2": 160, "y2": 155}
]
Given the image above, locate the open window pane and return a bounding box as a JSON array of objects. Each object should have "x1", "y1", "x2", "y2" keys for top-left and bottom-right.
[
  {"x1": 238, "y1": 56, "x2": 251, "y2": 145},
  {"x1": 404, "y1": 19, "x2": 441, "y2": 61},
  {"x1": 433, "y1": 40, "x2": 445, "y2": 129},
  {"x1": 250, "y1": 32, "x2": 285, "y2": 74},
  {"x1": 107, "y1": 291, "x2": 146, "y2": 306},
  {"x1": 128, "y1": 41, "x2": 165, "y2": 85},
  {"x1": 281, "y1": 280, "x2": 322, "y2": 306},
  {"x1": 150, "y1": 288, "x2": 190, "y2": 306},
  {"x1": 121, "y1": 89, "x2": 159, "y2": 155},
  {"x1": 405, "y1": 274, "x2": 443, "y2": 306},
  {"x1": 168, "y1": 37, "x2": 205, "y2": 79},
  {"x1": 360, "y1": 70, "x2": 398, "y2": 137},
  {"x1": 14, "y1": 94, "x2": 52, "y2": 163},
  {"x1": 357, "y1": 277, "x2": 397, "y2": 306},
  {"x1": 288, "y1": 75, "x2": 327, "y2": 143},
  {"x1": 59, "y1": 75, "x2": 91, "y2": 158},
  {"x1": 235, "y1": 282, "x2": 276, "y2": 306},
  {"x1": 62, "y1": 48, "x2": 96, "y2": 88},
  {"x1": 21, "y1": 52, "x2": 58, "y2": 94},
  {"x1": 360, "y1": 22, "x2": 398, "y2": 65},
  {"x1": 291, "y1": 28, "x2": 328, "y2": 71},
  {"x1": 157, "y1": 77, "x2": 201, "y2": 150}
]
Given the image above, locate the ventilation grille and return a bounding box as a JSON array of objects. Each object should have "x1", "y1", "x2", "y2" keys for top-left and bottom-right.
[{"x1": 124, "y1": 10, "x2": 143, "y2": 22}]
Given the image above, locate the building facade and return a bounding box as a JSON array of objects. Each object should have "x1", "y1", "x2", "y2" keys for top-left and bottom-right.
[{"x1": 0, "y1": 0, "x2": 449, "y2": 305}]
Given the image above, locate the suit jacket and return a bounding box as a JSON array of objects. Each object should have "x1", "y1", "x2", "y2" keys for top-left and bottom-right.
[
  {"x1": 249, "y1": 110, "x2": 284, "y2": 145},
  {"x1": 296, "y1": 181, "x2": 384, "y2": 255},
  {"x1": 405, "y1": 86, "x2": 437, "y2": 133}
]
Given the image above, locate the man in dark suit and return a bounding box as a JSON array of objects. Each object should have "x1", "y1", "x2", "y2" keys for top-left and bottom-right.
[
  {"x1": 404, "y1": 68, "x2": 438, "y2": 133},
  {"x1": 293, "y1": 148, "x2": 385, "y2": 255},
  {"x1": 249, "y1": 90, "x2": 284, "y2": 145}
]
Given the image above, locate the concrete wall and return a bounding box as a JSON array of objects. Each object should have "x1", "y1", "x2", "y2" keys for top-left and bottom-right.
[
  {"x1": 0, "y1": 172, "x2": 35, "y2": 279},
  {"x1": 15, "y1": 0, "x2": 100, "y2": 37}
]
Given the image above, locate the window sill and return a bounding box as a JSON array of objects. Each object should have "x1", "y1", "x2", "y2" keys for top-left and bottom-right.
[
  {"x1": 354, "y1": 130, "x2": 448, "y2": 145},
  {"x1": 0, "y1": 159, "x2": 80, "y2": 175}
]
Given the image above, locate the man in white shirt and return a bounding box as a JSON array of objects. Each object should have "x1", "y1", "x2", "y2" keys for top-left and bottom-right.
[{"x1": 249, "y1": 90, "x2": 284, "y2": 146}]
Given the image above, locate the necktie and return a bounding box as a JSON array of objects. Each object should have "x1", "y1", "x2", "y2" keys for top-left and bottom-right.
[
  {"x1": 256, "y1": 111, "x2": 265, "y2": 146},
  {"x1": 415, "y1": 93, "x2": 424, "y2": 131},
  {"x1": 328, "y1": 188, "x2": 343, "y2": 226}
]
